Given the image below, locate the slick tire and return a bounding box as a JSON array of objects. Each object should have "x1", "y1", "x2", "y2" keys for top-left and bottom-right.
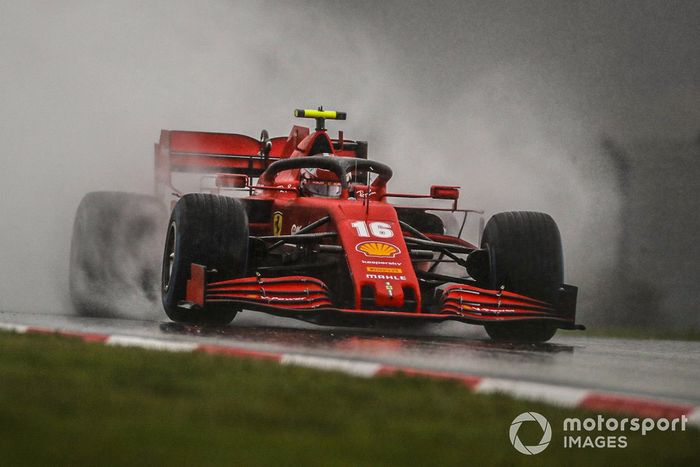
[
  {"x1": 480, "y1": 211, "x2": 563, "y2": 343},
  {"x1": 161, "y1": 193, "x2": 248, "y2": 325},
  {"x1": 69, "y1": 191, "x2": 167, "y2": 318}
]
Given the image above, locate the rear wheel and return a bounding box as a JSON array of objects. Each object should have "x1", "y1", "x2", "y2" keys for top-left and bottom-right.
[
  {"x1": 69, "y1": 191, "x2": 167, "y2": 318},
  {"x1": 480, "y1": 211, "x2": 563, "y2": 342},
  {"x1": 161, "y1": 194, "x2": 248, "y2": 325}
]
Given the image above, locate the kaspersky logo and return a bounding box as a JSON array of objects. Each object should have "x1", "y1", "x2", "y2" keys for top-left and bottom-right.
[{"x1": 509, "y1": 412, "x2": 552, "y2": 455}]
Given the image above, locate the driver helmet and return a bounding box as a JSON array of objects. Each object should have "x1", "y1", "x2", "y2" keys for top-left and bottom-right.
[{"x1": 300, "y1": 154, "x2": 342, "y2": 197}]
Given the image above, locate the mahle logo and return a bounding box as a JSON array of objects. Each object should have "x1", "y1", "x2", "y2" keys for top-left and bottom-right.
[{"x1": 509, "y1": 412, "x2": 552, "y2": 455}]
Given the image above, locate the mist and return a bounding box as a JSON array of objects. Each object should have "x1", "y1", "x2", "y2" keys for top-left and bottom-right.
[{"x1": 1, "y1": 1, "x2": 697, "y2": 327}]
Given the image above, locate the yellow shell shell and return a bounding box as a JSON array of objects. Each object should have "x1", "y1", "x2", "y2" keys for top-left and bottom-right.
[{"x1": 356, "y1": 241, "x2": 400, "y2": 257}]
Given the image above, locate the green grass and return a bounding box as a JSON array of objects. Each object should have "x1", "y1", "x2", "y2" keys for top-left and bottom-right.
[{"x1": 0, "y1": 332, "x2": 698, "y2": 466}]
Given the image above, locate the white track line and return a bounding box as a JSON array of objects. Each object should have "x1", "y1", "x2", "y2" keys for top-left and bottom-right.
[
  {"x1": 475, "y1": 378, "x2": 589, "y2": 407},
  {"x1": 106, "y1": 335, "x2": 198, "y2": 352},
  {"x1": 687, "y1": 408, "x2": 700, "y2": 429},
  {"x1": 280, "y1": 354, "x2": 382, "y2": 377},
  {"x1": 0, "y1": 322, "x2": 28, "y2": 333}
]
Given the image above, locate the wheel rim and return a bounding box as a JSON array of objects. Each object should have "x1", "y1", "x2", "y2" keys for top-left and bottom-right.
[{"x1": 162, "y1": 221, "x2": 176, "y2": 292}]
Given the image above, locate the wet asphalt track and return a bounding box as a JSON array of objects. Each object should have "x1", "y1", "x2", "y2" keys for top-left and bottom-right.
[{"x1": 2, "y1": 309, "x2": 699, "y2": 406}]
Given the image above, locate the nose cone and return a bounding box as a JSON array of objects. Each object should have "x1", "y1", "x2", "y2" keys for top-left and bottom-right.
[
  {"x1": 327, "y1": 202, "x2": 421, "y2": 311},
  {"x1": 367, "y1": 277, "x2": 406, "y2": 308}
]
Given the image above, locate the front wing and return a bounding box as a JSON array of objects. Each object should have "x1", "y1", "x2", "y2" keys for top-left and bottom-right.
[{"x1": 183, "y1": 264, "x2": 583, "y2": 329}]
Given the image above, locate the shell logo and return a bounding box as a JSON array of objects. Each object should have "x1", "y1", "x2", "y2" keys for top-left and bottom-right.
[{"x1": 355, "y1": 241, "x2": 401, "y2": 258}]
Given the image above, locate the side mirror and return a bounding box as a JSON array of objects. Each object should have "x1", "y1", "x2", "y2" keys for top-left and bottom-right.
[
  {"x1": 259, "y1": 129, "x2": 272, "y2": 165},
  {"x1": 430, "y1": 185, "x2": 460, "y2": 200},
  {"x1": 216, "y1": 173, "x2": 249, "y2": 189}
]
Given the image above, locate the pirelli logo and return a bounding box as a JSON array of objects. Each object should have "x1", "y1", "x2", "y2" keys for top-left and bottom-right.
[{"x1": 366, "y1": 267, "x2": 403, "y2": 274}]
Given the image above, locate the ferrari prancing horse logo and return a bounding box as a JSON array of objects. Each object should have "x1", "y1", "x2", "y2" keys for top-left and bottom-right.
[{"x1": 273, "y1": 211, "x2": 283, "y2": 236}]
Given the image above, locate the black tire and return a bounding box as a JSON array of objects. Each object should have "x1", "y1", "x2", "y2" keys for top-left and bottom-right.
[
  {"x1": 161, "y1": 193, "x2": 248, "y2": 325},
  {"x1": 480, "y1": 211, "x2": 563, "y2": 342},
  {"x1": 484, "y1": 321, "x2": 558, "y2": 343},
  {"x1": 69, "y1": 191, "x2": 167, "y2": 318}
]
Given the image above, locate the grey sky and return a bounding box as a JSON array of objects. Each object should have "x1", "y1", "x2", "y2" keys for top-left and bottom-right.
[{"x1": 316, "y1": 0, "x2": 700, "y2": 139}]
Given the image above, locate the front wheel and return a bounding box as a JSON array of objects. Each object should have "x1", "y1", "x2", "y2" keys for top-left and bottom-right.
[
  {"x1": 480, "y1": 211, "x2": 564, "y2": 342},
  {"x1": 484, "y1": 321, "x2": 557, "y2": 343},
  {"x1": 161, "y1": 193, "x2": 249, "y2": 325}
]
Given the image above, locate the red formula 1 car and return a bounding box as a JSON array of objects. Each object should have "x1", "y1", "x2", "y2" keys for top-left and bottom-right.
[{"x1": 70, "y1": 108, "x2": 581, "y2": 342}]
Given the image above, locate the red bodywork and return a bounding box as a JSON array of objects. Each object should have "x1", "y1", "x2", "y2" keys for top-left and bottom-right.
[{"x1": 156, "y1": 121, "x2": 580, "y2": 329}]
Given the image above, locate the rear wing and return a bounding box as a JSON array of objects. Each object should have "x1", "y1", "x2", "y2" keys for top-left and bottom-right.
[{"x1": 154, "y1": 125, "x2": 368, "y2": 196}]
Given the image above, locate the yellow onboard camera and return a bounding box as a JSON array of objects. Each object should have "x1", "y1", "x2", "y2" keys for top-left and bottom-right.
[{"x1": 294, "y1": 107, "x2": 346, "y2": 130}]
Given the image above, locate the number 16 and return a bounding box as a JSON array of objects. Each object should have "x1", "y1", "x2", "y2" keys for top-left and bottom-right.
[{"x1": 350, "y1": 221, "x2": 394, "y2": 238}]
